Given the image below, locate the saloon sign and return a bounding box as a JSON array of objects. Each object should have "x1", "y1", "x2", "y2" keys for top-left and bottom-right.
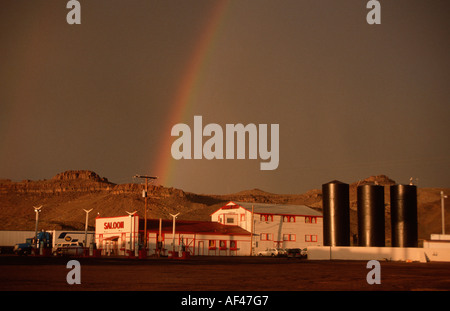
[
  {"x1": 96, "y1": 215, "x2": 139, "y2": 236},
  {"x1": 99, "y1": 218, "x2": 130, "y2": 233},
  {"x1": 104, "y1": 221, "x2": 125, "y2": 230}
]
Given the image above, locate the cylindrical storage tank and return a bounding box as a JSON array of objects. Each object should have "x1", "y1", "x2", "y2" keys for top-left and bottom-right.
[
  {"x1": 390, "y1": 184, "x2": 418, "y2": 247},
  {"x1": 322, "y1": 180, "x2": 350, "y2": 246},
  {"x1": 357, "y1": 184, "x2": 385, "y2": 247}
]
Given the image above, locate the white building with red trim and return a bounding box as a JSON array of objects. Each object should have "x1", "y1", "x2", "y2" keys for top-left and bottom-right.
[
  {"x1": 146, "y1": 219, "x2": 251, "y2": 257},
  {"x1": 211, "y1": 201, "x2": 323, "y2": 253},
  {"x1": 95, "y1": 215, "x2": 140, "y2": 256},
  {"x1": 95, "y1": 215, "x2": 252, "y2": 256}
]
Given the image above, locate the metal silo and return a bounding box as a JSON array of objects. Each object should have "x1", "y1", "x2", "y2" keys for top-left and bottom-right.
[
  {"x1": 357, "y1": 184, "x2": 385, "y2": 247},
  {"x1": 390, "y1": 184, "x2": 418, "y2": 247},
  {"x1": 322, "y1": 180, "x2": 350, "y2": 246}
]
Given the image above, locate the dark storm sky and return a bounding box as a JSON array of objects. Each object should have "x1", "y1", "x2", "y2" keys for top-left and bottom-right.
[{"x1": 0, "y1": 0, "x2": 449, "y2": 194}]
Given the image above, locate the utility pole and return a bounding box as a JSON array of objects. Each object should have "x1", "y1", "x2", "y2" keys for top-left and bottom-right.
[
  {"x1": 441, "y1": 191, "x2": 448, "y2": 235},
  {"x1": 134, "y1": 175, "x2": 158, "y2": 252},
  {"x1": 33, "y1": 205, "x2": 42, "y2": 251}
]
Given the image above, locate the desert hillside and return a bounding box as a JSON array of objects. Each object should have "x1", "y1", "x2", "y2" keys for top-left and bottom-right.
[{"x1": 0, "y1": 170, "x2": 448, "y2": 242}]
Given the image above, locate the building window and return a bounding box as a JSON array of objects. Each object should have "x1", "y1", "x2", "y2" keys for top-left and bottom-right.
[
  {"x1": 209, "y1": 240, "x2": 216, "y2": 250},
  {"x1": 260, "y1": 214, "x2": 273, "y2": 222},
  {"x1": 219, "y1": 240, "x2": 227, "y2": 249},
  {"x1": 240, "y1": 214, "x2": 246, "y2": 222},
  {"x1": 260, "y1": 233, "x2": 273, "y2": 241},
  {"x1": 305, "y1": 235, "x2": 318, "y2": 242},
  {"x1": 283, "y1": 216, "x2": 296, "y2": 223},
  {"x1": 305, "y1": 216, "x2": 317, "y2": 224},
  {"x1": 230, "y1": 240, "x2": 237, "y2": 250},
  {"x1": 226, "y1": 217, "x2": 234, "y2": 224},
  {"x1": 283, "y1": 234, "x2": 296, "y2": 241}
]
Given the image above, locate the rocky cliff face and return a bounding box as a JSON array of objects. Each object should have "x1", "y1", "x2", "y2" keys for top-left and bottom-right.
[
  {"x1": 0, "y1": 170, "x2": 114, "y2": 194},
  {"x1": 0, "y1": 172, "x2": 396, "y2": 205},
  {"x1": 0, "y1": 170, "x2": 192, "y2": 231},
  {"x1": 52, "y1": 170, "x2": 110, "y2": 183},
  {"x1": 111, "y1": 183, "x2": 187, "y2": 198},
  {"x1": 0, "y1": 170, "x2": 187, "y2": 200}
]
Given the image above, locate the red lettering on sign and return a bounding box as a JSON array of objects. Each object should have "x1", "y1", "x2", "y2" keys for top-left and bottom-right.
[{"x1": 104, "y1": 221, "x2": 124, "y2": 230}]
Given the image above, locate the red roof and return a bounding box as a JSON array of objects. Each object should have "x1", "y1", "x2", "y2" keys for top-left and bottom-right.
[{"x1": 139, "y1": 218, "x2": 250, "y2": 236}]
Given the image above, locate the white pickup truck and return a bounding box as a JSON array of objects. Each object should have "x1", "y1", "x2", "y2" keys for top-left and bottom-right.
[{"x1": 257, "y1": 248, "x2": 280, "y2": 257}]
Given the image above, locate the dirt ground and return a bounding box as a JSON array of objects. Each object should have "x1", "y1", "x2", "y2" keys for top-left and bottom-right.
[
  {"x1": 1, "y1": 255, "x2": 449, "y2": 291},
  {"x1": 1, "y1": 255, "x2": 449, "y2": 309}
]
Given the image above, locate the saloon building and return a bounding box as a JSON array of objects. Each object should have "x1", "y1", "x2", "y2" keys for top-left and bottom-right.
[{"x1": 95, "y1": 215, "x2": 252, "y2": 256}]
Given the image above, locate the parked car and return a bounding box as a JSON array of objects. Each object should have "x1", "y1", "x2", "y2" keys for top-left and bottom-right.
[
  {"x1": 286, "y1": 248, "x2": 302, "y2": 258},
  {"x1": 257, "y1": 248, "x2": 279, "y2": 257},
  {"x1": 286, "y1": 248, "x2": 308, "y2": 258},
  {"x1": 276, "y1": 248, "x2": 287, "y2": 257}
]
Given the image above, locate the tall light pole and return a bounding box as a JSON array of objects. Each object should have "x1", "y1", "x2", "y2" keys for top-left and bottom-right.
[
  {"x1": 169, "y1": 213, "x2": 180, "y2": 254},
  {"x1": 126, "y1": 210, "x2": 137, "y2": 252},
  {"x1": 134, "y1": 175, "x2": 158, "y2": 252},
  {"x1": 83, "y1": 209, "x2": 93, "y2": 249},
  {"x1": 33, "y1": 205, "x2": 42, "y2": 250},
  {"x1": 441, "y1": 191, "x2": 448, "y2": 235}
]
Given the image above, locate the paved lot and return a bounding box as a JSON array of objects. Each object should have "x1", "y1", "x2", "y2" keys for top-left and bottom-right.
[{"x1": 1, "y1": 255, "x2": 449, "y2": 291}]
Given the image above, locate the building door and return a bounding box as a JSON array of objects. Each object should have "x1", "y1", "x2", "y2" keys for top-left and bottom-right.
[{"x1": 197, "y1": 241, "x2": 204, "y2": 256}]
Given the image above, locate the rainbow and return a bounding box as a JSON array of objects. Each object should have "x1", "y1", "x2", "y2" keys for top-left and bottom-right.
[{"x1": 152, "y1": 0, "x2": 231, "y2": 187}]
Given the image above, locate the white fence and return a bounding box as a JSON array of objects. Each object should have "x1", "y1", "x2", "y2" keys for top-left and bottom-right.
[{"x1": 308, "y1": 245, "x2": 450, "y2": 262}]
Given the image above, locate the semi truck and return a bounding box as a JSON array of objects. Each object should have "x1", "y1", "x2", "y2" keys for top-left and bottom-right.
[
  {"x1": 13, "y1": 231, "x2": 52, "y2": 255},
  {"x1": 2, "y1": 230, "x2": 95, "y2": 255}
]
